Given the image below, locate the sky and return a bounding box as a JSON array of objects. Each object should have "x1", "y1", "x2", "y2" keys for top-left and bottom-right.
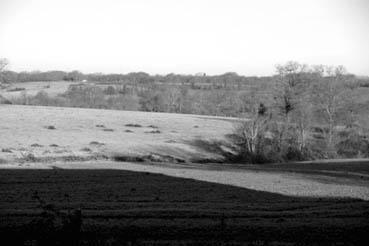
[{"x1": 0, "y1": 0, "x2": 368, "y2": 76}]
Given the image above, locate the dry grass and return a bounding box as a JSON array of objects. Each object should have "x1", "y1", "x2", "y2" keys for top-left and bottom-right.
[{"x1": 0, "y1": 105, "x2": 236, "y2": 163}]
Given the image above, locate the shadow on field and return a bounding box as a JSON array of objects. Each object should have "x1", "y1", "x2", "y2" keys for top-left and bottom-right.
[
  {"x1": 231, "y1": 161, "x2": 369, "y2": 186},
  {"x1": 186, "y1": 139, "x2": 369, "y2": 186},
  {"x1": 195, "y1": 116, "x2": 242, "y2": 124},
  {"x1": 185, "y1": 138, "x2": 240, "y2": 163},
  {"x1": 0, "y1": 169, "x2": 368, "y2": 245}
]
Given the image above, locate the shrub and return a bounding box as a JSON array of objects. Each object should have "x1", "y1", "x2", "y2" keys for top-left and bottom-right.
[
  {"x1": 103, "y1": 128, "x2": 114, "y2": 132},
  {"x1": 89, "y1": 141, "x2": 105, "y2": 146},
  {"x1": 125, "y1": 123, "x2": 142, "y2": 127},
  {"x1": 7, "y1": 87, "x2": 25, "y2": 92},
  {"x1": 80, "y1": 147, "x2": 92, "y2": 152},
  {"x1": 336, "y1": 131, "x2": 369, "y2": 158},
  {"x1": 1, "y1": 148, "x2": 12, "y2": 153},
  {"x1": 283, "y1": 146, "x2": 305, "y2": 161},
  {"x1": 20, "y1": 153, "x2": 38, "y2": 162},
  {"x1": 31, "y1": 143, "x2": 43, "y2": 147},
  {"x1": 145, "y1": 130, "x2": 161, "y2": 134},
  {"x1": 32, "y1": 91, "x2": 51, "y2": 105}
]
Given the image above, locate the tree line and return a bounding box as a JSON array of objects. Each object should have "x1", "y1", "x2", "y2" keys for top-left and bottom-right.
[
  {"x1": 232, "y1": 62, "x2": 369, "y2": 162},
  {"x1": 1, "y1": 59, "x2": 369, "y2": 162}
]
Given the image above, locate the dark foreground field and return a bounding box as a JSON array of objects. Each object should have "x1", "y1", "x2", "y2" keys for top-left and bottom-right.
[{"x1": 0, "y1": 169, "x2": 369, "y2": 245}]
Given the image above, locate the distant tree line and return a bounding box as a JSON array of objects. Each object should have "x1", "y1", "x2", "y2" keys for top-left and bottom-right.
[
  {"x1": 0, "y1": 68, "x2": 276, "y2": 90},
  {"x1": 0, "y1": 70, "x2": 85, "y2": 83}
]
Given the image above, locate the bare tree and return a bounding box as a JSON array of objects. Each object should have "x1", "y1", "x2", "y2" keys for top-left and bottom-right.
[
  {"x1": 312, "y1": 65, "x2": 348, "y2": 153},
  {"x1": 0, "y1": 58, "x2": 8, "y2": 71},
  {"x1": 292, "y1": 101, "x2": 313, "y2": 152},
  {"x1": 0, "y1": 58, "x2": 9, "y2": 84},
  {"x1": 235, "y1": 87, "x2": 270, "y2": 156},
  {"x1": 273, "y1": 61, "x2": 310, "y2": 152},
  {"x1": 164, "y1": 87, "x2": 181, "y2": 113},
  {"x1": 237, "y1": 106, "x2": 269, "y2": 155}
]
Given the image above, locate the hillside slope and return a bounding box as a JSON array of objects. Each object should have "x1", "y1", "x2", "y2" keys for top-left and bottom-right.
[{"x1": 0, "y1": 105, "x2": 237, "y2": 164}]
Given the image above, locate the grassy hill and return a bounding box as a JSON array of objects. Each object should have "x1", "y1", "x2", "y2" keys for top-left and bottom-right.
[
  {"x1": 0, "y1": 81, "x2": 74, "y2": 98},
  {"x1": 0, "y1": 105, "x2": 236, "y2": 164}
]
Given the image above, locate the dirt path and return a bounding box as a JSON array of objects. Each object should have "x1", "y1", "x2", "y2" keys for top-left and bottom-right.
[{"x1": 3, "y1": 161, "x2": 369, "y2": 200}]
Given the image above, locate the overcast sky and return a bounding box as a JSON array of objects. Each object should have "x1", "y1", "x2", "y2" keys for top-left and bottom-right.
[{"x1": 0, "y1": 0, "x2": 368, "y2": 76}]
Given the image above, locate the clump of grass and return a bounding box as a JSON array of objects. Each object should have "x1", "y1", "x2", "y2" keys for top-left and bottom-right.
[
  {"x1": 193, "y1": 125, "x2": 199, "y2": 128},
  {"x1": 57, "y1": 155, "x2": 91, "y2": 162},
  {"x1": 112, "y1": 155, "x2": 145, "y2": 162},
  {"x1": 49, "y1": 144, "x2": 59, "y2": 147},
  {"x1": 89, "y1": 141, "x2": 105, "y2": 146},
  {"x1": 1, "y1": 148, "x2": 12, "y2": 153},
  {"x1": 96, "y1": 124, "x2": 105, "y2": 128},
  {"x1": 7, "y1": 87, "x2": 25, "y2": 92},
  {"x1": 112, "y1": 153, "x2": 185, "y2": 163},
  {"x1": 31, "y1": 143, "x2": 43, "y2": 147},
  {"x1": 147, "y1": 153, "x2": 185, "y2": 163},
  {"x1": 103, "y1": 128, "x2": 114, "y2": 132},
  {"x1": 80, "y1": 147, "x2": 92, "y2": 152},
  {"x1": 147, "y1": 125, "x2": 159, "y2": 129},
  {"x1": 165, "y1": 140, "x2": 176, "y2": 143},
  {"x1": 125, "y1": 129, "x2": 133, "y2": 133},
  {"x1": 45, "y1": 125, "x2": 56, "y2": 130},
  {"x1": 125, "y1": 123, "x2": 142, "y2": 127},
  {"x1": 20, "y1": 153, "x2": 39, "y2": 162},
  {"x1": 145, "y1": 130, "x2": 161, "y2": 134},
  {"x1": 53, "y1": 149, "x2": 68, "y2": 154}
]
